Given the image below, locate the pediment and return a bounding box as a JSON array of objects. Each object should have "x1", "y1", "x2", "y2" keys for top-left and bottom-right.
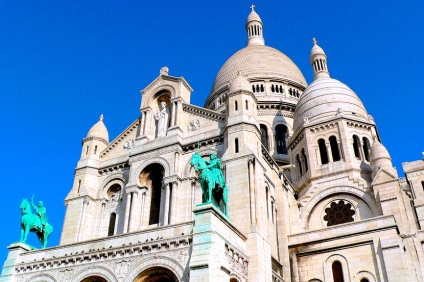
[{"x1": 100, "y1": 118, "x2": 140, "y2": 160}]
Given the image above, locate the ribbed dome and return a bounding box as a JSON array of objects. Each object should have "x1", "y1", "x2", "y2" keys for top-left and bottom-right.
[
  {"x1": 209, "y1": 45, "x2": 307, "y2": 101},
  {"x1": 86, "y1": 115, "x2": 109, "y2": 142},
  {"x1": 370, "y1": 141, "x2": 392, "y2": 163},
  {"x1": 293, "y1": 78, "x2": 368, "y2": 132},
  {"x1": 247, "y1": 10, "x2": 262, "y2": 23}
]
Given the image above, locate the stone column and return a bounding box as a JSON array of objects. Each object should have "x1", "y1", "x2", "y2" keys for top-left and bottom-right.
[
  {"x1": 123, "y1": 192, "x2": 132, "y2": 233},
  {"x1": 163, "y1": 182, "x2": 171, "y2": 225},
  {"x1": 139, "y1": 186, "x2": 148, "y2": 227},
  {"x1": 248, "y1": 158, "x2": 257, "y2": 224}
]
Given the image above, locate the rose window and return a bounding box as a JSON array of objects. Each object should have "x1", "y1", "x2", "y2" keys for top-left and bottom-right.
[{"x1": 323, "y1": 200, "x2": 355, "y2": 227}]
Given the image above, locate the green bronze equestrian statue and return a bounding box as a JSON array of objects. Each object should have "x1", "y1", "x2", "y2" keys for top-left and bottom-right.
[
  {"x1": 20, "y1": 195, "x2": 53, "y2": 248},
  {"x1": 190, "y1": 152, "x2": 229, "y2": 217}
]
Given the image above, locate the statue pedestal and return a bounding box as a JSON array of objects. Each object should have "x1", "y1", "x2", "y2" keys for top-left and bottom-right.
[
  {"x1": 189, "y1": 204, "x2": 247, "y2": 282},
  {"x1": 0, "y1": 242, "x2": 33, "y2": 279}
]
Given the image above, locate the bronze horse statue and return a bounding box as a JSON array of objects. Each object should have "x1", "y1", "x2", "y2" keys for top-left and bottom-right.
[
  {"x1": 190, "y1": 152, "x2": 229, "y2": 217},
  {"x1": 20, "y1": 198, "x2": 53, "y2": 248}
]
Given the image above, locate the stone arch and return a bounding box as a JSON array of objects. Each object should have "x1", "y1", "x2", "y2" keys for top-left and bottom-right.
[
  {"x1": 300, "y1": 186, "x2": 379, "y2": 230},
  {"x1": 99, "y1": 174, "x2": 126, "y2": 199},
  {"x1": 132, "y1": 157, "x2": 171, "y2": 186},
  {"x1": 73, "y1": 265, "x2": 118, "y2": 282},
  {"x1": 323, "y1": 254, "x2": 350, "y2": 282},
  {"x1": 124, "y1": 256, "x2": 186, "y2": 282},
  {"x1": 24, "y1": 273, "x2": 57, "y2": 282},
  {"x1": 145, "y1": 85, "x2": 176, "y2": 106},
  {"x1": 353, "y1": 270, "x2": 376, "y2": 282}
]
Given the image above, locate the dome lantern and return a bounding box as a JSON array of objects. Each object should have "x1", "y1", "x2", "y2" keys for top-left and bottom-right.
[
  {"x1": 310, "y1": 38, "x2": 330, "y2": 80},
  {"x1": 246, "y1": 5, "x2": 264, "y2": 46}
]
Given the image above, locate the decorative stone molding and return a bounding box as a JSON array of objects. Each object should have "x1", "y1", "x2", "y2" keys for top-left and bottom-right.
[
  {"x1": 346, "y1": 121, "x2": 372, "y2": 131},
  {"x1": 225, "y1": 244, "x2": 249, "y2": 281},
  {"x1": 309, "y1": 122, "x2": 338, "y2": 133},
  {"x1": 99, "y1": 163, "x2": 129, "y2": 175},
  {"x1": 288, "y1": 133, "x2": 304, "y2": 150},
  {"x1": 182, "y1": 137, "x2": 223, "y2": 152},
  {"x1": 182, "y1": 103, "x2": 225, "y2": 121},
  {"x1": 82, "y1": 136, "x2": 109, "y2": 146}
]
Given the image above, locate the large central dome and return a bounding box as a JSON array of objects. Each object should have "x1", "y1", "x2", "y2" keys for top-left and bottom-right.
[
  {"x1": 210, "y1": 45, "x2": 307, "y2": 96},
  {"x1": 204, "y1": 8, "x2": 307, "y2": 111}
]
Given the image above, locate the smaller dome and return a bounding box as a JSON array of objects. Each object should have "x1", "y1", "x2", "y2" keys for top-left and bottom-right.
[
  {"x1": 87, "y1": 114, "x2": 109, "y2": 142},
  {"x1": 247, "y1": 10, "x2": 261, "y2": 23},
  {"x1": 370, "y1": 140, "x2": 394, "y2": 178},
  {"x1": 229, "y1": 73, "x2": 251, "y2": 93},
  {"x1": 293, "y1": 78, "x2": 368, "y2": 132},
  {"x1": 370, "y1": 141, "x2": 392, "y2": 164},
  {"x1": 310, "y1": 40, "x2": 325, "y2": 58}
]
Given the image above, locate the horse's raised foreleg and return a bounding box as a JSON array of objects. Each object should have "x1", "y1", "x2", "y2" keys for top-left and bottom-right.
[
  {"x1": 223, "y1": 186, "x2": 229, "y2": 216},
  {"x1": 20, "y1": 225, "x2": 29, "y2": 243}
]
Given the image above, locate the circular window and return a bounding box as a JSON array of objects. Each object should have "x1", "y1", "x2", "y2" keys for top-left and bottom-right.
[{"x1": 323, "y1": 200, "x2": 355, "y2": 227}]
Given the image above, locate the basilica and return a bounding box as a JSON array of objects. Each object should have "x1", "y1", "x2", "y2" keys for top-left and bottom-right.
[{"x1": 2, "y1": 7, "x2": 424, "y2": 282}]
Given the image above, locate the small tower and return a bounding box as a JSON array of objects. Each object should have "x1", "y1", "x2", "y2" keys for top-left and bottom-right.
[
  {"x1": 310, "y1": 38, "x2": 330, "y2": 80},
  {"x1": 80, "y1": 114, "x2": 109, "y2": 160},
  {"x1": 246, "y1": 5, "x2": 265, "y2": 46}
]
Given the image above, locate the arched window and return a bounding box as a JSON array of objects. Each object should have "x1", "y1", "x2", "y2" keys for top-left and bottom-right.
[
  {"x1": 139, "y1": 164, "x2": 165, "y2": 225},
  {"x1": 329, "y1": 136, "x2": 341, "y2": 162},
  {"x1": 108, "y1": 213, "x2": 116, "y2": 236},
  {"x1": 235, "y1": 138, "x2": 239, "y2": 153},
  {"x1": 252, "y1": 85, "x2": 255, "y2": 93},
  {"x1": 271, "y1": 84, "x2": 275, "y2": 92},
  {"x1": 332, "y1": 261, "x2": 344, "y2": 282},
  {"x1": 235, "y1": 101, "x2": 238, "y2": 111},
  {"x1": 86, "y1": 146, "x2": 89, "y2": 155},
  {"x1": 422, "y1": 181, "x2": 424, "y2": 191},
  {"x1": 360, "y1": 279, "x2": 370, "y2": 282},
  {"x1": 296, "y1": 154, "x2": 303, "y2": 176},
  {"x1": 271, "y1": 199, "x2": 275, "y2": 223},
  {"x1": 318, "y1": 139, "x2": 329, "y2": 164},
  {"x1": 362, "y1": 137, "x2": 370, "y2": 161},
  {"x1": 260, "y1": 84, "x2": 264, "y2": 92},
  {"x1": 260, "y1": 124, "x2": 269, "y2": 151},
  {"x1": 353, "y1": 135, "x2": 361, "y2": 159},
  {"x1": 302, "y1": 148, "x2": 308, "y2": 172},
  {"x1": 245, "y1": 100, "x2": 248, "y2": 110},
  {"x1": 94, "y1": 145, "x2": 98, "y2": 155},
  {"x1": 275, "y1": 125, "x2": 287, "y2": 154}
]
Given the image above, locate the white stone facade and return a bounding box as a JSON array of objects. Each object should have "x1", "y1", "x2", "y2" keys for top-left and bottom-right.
[{"x1": 2, "y1": 7, "x2": 424, "y2": 282}]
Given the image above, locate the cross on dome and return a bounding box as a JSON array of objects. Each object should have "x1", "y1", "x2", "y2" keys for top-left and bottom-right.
[
  {"x1": 312, "y1": 38, "x2": 318, "y2": 45},
  {"x1": 100, "y1": 114, "x2": 104, "y2": 122},
  {"x1": 250, "y1": 4, "x2": 255, "y2": 11}
]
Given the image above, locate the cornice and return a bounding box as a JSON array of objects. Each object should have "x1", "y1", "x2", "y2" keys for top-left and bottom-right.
[{"x1": 182, "y1": 103, "x2": 225, "y2": 121}]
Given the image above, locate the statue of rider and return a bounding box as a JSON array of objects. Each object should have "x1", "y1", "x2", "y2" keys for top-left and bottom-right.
[
  {"x1": 206, "y1": 153, "x2": 225, "y2": 188},
  {"x1": 31, "y1": 195, "x2": 48, "y2": 231}
]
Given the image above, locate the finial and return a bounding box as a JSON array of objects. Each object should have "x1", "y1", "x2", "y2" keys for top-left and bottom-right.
[
  {"x1": 250, "y1": 4, "x2": 255, "y2": 11},
  {"x1": 160, "y1": 66, "x2": 169, "y2": 75},
  {"x1": 312, "y1": 38, "x2": 317, "y2": 45},
  {"x1": 100, "y1": 114, "x2": 104, "y2": 122}
]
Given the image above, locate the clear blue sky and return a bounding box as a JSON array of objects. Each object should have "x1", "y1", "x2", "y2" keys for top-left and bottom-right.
[{"x1": 0, "y1": 1, "x2": 423, "y2": 263}]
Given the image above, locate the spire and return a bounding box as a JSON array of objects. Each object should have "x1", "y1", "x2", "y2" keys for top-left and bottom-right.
[
  {"x1": 310, "y1": 38, "x2": 330, "y2": 80},
  {"x1": 246, "y1": 5, "x2": 264, "y2": 46}
]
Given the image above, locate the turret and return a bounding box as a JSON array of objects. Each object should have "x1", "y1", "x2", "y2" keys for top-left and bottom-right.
[
  {"x1": 80, "y1": 114, "x2": 109, "y2": 160},
  {"x1": 310, "y1": 38, "x2": 330, "y2": 80},
  {"x1": 246, "y1": 5, "x2": 264, "y2": 46}
]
